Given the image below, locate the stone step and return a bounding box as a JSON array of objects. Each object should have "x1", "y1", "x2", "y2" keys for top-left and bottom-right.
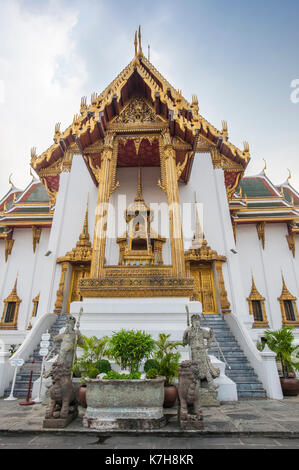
[
  {"x1": 238, "y1": 391, "x2": 267, "y2": 398},
  {"x1": 201, "y1": 314, "x2": 267, "y2": 400},
  {"x1": 3, "y1": 314, "x2": 68, "y2": 397}
]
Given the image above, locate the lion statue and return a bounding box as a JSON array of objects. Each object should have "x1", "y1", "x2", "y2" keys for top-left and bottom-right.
[
  {"x1": 44, "y1": 360, "x2": 78, "y2": 421},
  {"x1": 178, "y1": 360, "x2": 203, "y2": 429}
]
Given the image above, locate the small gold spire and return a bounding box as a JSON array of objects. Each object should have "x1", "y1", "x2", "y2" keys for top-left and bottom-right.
[
  {"x1": 134, "y1": 31, "x2": 138, "y2": 57},
  {"x1": 77, "y1": 200, "x2": 91, "y2": 247},
  {"x1": 138, "y1": 25, "x2": 143, "y2": 57},
  {"x1": 9, "y1": 173, "x2": 13, "y2": 187},
  {"x1": 287, "y1": 168, "x2": 292, "y2": 184},
  {"x1": 135, "y1": 166, "x2": 144, "y2": 202}
]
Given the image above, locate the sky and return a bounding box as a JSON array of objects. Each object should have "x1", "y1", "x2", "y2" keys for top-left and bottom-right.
[{"x1": 0, "y1": 0, "x2": 298, "y2": 195}]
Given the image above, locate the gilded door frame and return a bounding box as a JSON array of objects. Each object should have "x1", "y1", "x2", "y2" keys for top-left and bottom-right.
[
  {"x1": 189, "y1": 261, "x2": 218, "y2": 314},
  {"x1": 67, "y1": 265, "x2": 90, "y2": 313}
]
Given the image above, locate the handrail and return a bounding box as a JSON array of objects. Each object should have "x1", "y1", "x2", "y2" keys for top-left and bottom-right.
[{"x1": 201, "y1": 312, "x2": 231, "y2": 377}]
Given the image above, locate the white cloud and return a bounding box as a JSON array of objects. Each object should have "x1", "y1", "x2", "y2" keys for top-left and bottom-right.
[{"x1": 0, "y1": 0, "x2": 87, "y2": 193}]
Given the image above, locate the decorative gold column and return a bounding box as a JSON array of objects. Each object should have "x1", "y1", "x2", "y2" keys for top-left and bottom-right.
[
  {"x1": 90, "y1": 133, "x2": 118, "y2": 278},
  {"x1": 54, "y1": 261, "x2": 68, "y2": 314},
  {"x1": 159, "y1": 131, "x2": 186, "y2": 278}
]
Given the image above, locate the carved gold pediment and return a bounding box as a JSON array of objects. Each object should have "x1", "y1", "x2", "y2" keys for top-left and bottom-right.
[{"x1": 113, "y1": 97, "x2": 162, "y2": 124}]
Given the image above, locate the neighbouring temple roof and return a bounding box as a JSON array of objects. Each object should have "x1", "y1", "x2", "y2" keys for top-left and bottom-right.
[
  {"x1": 230, "y1": 170, "x2": 299, "y2": 233},
  {"x1": 0, "y1": 177, "x2": 52, "y2": 233}
]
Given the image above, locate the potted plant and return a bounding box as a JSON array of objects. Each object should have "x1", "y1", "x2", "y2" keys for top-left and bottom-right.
[
  {"x1": 106, "y1": 329, "x2": 156, "y2": 373},
  {"x1": 72, "y1": 335, "x2": 110, "y2": 407},
  {"x1": 83, "y1": 330, "x2": 166, "y2": 430},
  {"x1": 261, "y1": 327, "x2": 299, "y2": 396},
  {"x1": 152, "y1": 333, "x2": 182, "y2": 407}
]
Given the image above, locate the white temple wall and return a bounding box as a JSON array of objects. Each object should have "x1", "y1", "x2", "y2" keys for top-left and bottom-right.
[
  {"x1": 236, "y1": 223, "x2": 299, "y2": 339},
  {"x1": 236, "y1": 224, "x2": 270, "y2": 335},
  {"x1": 0, "y1": 227, "x2": 49, "y2": 345},
  {"x1": 37, "y1": 155, "x2": 97, "y2": 316},
  {"x1": 179, "y1": 152, "x2": 250, "y2": 320},
  {"x1": 0, "y1": 241, "x2": 6, "y2": 296},
  {"x1": 105, "y1": 167, "x2": 171, "y2": 266}
]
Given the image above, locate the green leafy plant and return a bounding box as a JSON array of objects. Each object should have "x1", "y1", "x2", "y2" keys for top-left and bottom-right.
[
  {"x1": 72, "y1": 335, "x2": 109, "y2": 381},
  {"x1": 153, "y1": 333, "x2": 182, "y2": 387},
  {"x1": 102, "y1": 370, "x2": 142, "y2": 380},
  {"x1": 106, "y1": 329, "x2": 156, "y2": 373},
  {"x1": 263, "y1": 327, "x2": 299, "y2": 378},
  {"x1": 144, "y1": 359, "x2": 160, "y2": 373},
  {"x1": 146, "y1": 368, "x2": 159, "y2": 379},
  {"x1": 95, "y1": 359, "x2": 111, "y2": 374}
]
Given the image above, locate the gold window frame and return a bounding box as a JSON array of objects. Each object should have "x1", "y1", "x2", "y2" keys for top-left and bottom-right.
[
  {"x1": 278, "y1": 275, "x2": 299, "y2": 326},
  {"x1": 247, "y1": 275, "x2": 269, "y2": 328},
  {"x1": 0, "y1": 278, "x2": 22, "y2": 330}
]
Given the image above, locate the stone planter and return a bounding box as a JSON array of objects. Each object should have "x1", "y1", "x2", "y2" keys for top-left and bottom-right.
[{"x1": 83, "y1": 377, "x2": 166, "y2": 430}]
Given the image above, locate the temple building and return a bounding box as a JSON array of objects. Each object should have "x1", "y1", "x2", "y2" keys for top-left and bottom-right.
[{"x1": 0, "y1": 30, "x2": 298, "y2": 399}]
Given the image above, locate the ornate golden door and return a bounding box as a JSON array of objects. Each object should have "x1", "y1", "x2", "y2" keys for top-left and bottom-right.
[
  {"x1": 67, "y1": 266, "x2": 90, "y2": 313},
  {"x1": 190, "y1": 263, "x2": 218, "y2": 314}
]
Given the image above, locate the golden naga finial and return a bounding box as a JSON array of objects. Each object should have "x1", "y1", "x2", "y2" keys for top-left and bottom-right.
[
  {"x1": 31, "y1": 147, "x2": 37, "y2": 161},
  {"x1": 243, "y1": 141, "x2": 250, "y2": 161},
  {"x1": 54, "y1": 122, "x2": 61, "y2": 141},
  {"x1": 30, "y1": 166, "x2": 36, "y2": 180},
  {"x1": 90, "y1": 92, "x2": 98, "y2": 107},
  {"x1": 8, "y1": 173, "x2": 14, "y2": 187},
  {"x1": 262, "y1": 158, "x2": 267, "y2": 173},
  {"x1": 221, "y1": 120, "x2": 228, "y2": 140},
  {"x1": 73, "y1": 113, "x2": 80, "y2": 129},
  {"x1": 191, "y1": 95, "x2": 199, "y2": 114},
  {"x1": 238, "y1": 185, "x2": 243, "y2": 198},
  {"x1": 287, "y1": 168, "x2": 292, "y2": 184},
  {"x1": 80, "y1": 96, "x2": 87, "y2": 114}
]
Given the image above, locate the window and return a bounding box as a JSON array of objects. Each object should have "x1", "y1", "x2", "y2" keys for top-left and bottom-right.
[
  {"x1": 4, "y1": 302, "x2": 16, "y2": 323},
  {"x1": 278, "y1": 275, "x2": 299, "y2": 325},
  {"x1": 284, "y1": 300, "x2": 297, "y2": 322},
  {"x1": 247, "y1": 275, "x2": 269, "y2": 328},
  {"x1": 252, "y1": 300, "x2": 264, "y2": 323}
]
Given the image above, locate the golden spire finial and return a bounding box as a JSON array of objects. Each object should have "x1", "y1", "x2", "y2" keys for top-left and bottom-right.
[
  {"x1": 77, "y1": 199, "x2": 91, "y2": 246},
  {"x1": 138, "y1": 25, "x2": 143, "y2": 57},
  {"x1": 287, "y1": 168, "x2": 292, "y2": 184},
  {"x1": 12, "y1": 274, "x2": 18, "y2": 295},
  {"x1": 134, "y1": 30, "x2": 138, "y2": 57},
  {"x1": 9, "y1": 173, "x2": 14, "y2": 187},
  {"x1": 262, "y1": 159, "x2": 267, "y2": 173},
  {"x1": 135, "y1": 166, "x2": 144, "y2": 202}
]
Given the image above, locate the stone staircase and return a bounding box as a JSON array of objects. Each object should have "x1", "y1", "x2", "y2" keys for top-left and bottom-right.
[
  {"x1": 201, "y1": 314, "x2": 267, "y2": 399},
  {"x1": 4, "y1": 314, "x2": 68, "y2": 398}
]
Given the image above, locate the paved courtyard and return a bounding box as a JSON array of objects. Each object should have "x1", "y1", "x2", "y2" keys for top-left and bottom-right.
[{"x1": 0, "y1": 396, "x2": 299, "y2": 449}]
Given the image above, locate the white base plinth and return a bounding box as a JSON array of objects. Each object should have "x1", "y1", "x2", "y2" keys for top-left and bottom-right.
[{"x1": 70, "y1": 298, "x2": 202, "y2": 341}]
